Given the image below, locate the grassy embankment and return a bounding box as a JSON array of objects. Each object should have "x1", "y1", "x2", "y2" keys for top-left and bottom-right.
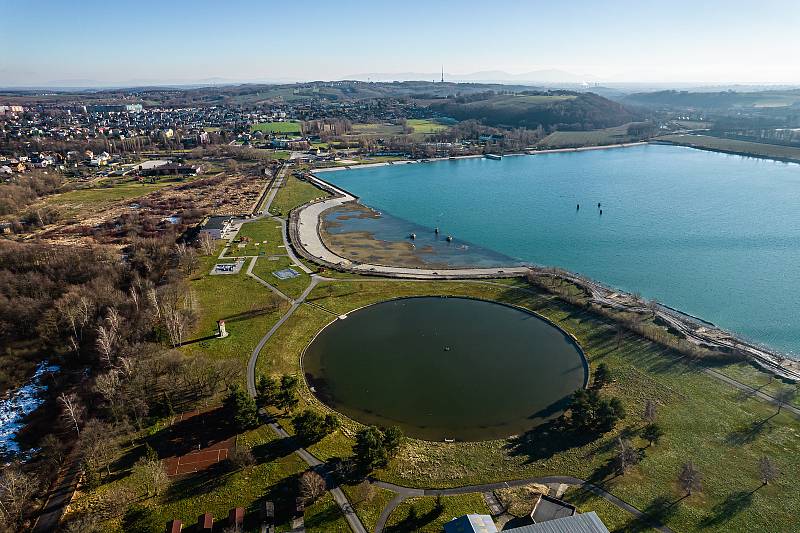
[
  {"x1": 538, "y1": 124, "x2": 637, "y2": 149},
  {"x1": 255, "y1": 278, "x2": 800, "y2": 533},
  {"x1": 657, "y1": 134, "x2": 800, "y2": 163},
  {"x1": 268, "y1": 175, "x2": 330, "y2": 218}
]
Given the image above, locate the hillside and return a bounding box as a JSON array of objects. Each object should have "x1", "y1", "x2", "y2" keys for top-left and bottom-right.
[
  {"x1": 429, "y1": 92, "x2": 640, "y2": 130},
  {"x1": 623, "y1": 89, "x2": 800, "y2": 110}
]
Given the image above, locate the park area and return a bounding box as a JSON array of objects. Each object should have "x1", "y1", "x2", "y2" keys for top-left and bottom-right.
[{"x1": 251, "y1": 121, "x2": 303, "y2": 134}]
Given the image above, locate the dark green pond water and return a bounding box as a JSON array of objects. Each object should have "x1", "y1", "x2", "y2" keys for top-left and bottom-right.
[{"x1": 303, "y1": 297, "x2": 587, "y2": 441}]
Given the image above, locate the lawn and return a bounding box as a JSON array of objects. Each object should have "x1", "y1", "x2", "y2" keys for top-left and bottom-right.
[
  {"x1": 225, "y1": 218, "x2": 286, "y2": 257},
  {"x1": 407, "y1": 118, "x2": 449, "y2": 135},
  {"x1": 656, "y1": 134, "x2": 800, "y2": 163},
  {"x1": 181, "y1": 248, "x2": 289, "y2": 368},
  {"x1": 384, "y1": 493, "x2": 490, "y2": 532},
  {"x1": 269, "y1": 175, "x2": 330, "y2": 217},
  {"x1": 251, "y1": 121, "x2": 303, "y2": 134},
  {"x1": 253, "y1": 278, "x2": 800, "y2": 533},
  {"x1": 341, "y1": 483, "x2": 397, "y2": 532},
  {"x1": 251, "y1": 255, "x2": 310, "y2": 300}
]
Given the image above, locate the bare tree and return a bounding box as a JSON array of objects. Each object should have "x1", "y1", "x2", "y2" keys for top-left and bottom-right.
[
  {"x1": 615, "y1": 437, "x2": 640, "y2": 475},
  {"x1": 298, "y1": 470, "x2": 326, "y2": 504},
  {"x1": 0, "y1": 463, "x2": 41, "y2": 528},
  {"x1": 176, "y1": 243, "x2": 199, "y2": 275},
  {"x1": 643, "y1": 399, "x2": 658, "y2": 424},
  {"x1": 96, "y1": 308, "x2": 120, "y2": 367},
  {"x1": 758, "y1": 456, "x2": 779, "y2": 486},
  {"x1": 161, "y1": 303, "x2": 189, "y2": 347},
  {"x1": 59, "y1": 392, "x2": 83, "y2": 437},
  {"x1": 198, "y1": 232, "x2": 216, "y2": 255},
  {"x1": 132, "y1": 457, "x2": 169, "y2": 497},
  {"x1": 678, "y1": 461, "x2": 702, "y2": 496}
]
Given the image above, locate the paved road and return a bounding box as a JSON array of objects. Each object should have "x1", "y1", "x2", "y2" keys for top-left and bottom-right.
[{"x1": 372, "y1": 476, "x2": 675, "y2": 533}]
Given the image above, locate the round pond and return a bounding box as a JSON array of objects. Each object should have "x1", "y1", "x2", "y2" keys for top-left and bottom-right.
[{"x1": 303, "y1": 297, "x2": 587, "y2": 441}]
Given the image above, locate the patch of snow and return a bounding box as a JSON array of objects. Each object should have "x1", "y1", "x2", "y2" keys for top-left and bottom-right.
[{"x1": 0, "y1": 361, "x2": 59, "y2": 457}]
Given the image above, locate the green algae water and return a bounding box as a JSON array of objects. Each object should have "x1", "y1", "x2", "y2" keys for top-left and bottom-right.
[
  {"x1": 320, "y1": 145, "x2": 800, "y2": 358},
  {"x1": 303, "y1": 297, "x2": 587, "y2": 441}
]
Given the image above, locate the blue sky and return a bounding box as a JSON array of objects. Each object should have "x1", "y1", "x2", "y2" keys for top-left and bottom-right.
[{"x1": 2, "y1": 0, "x2": 799, "y2": 86}]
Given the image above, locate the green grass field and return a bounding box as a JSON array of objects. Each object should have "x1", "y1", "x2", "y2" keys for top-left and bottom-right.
[
  {"x1": 254, "y1": 278, "x2": 800, "y2": 533},
  {"x1": 251, "y1": 256, "x2": 310, "y2": 300},
  {"x1": 407, "y1": 118, "x2": 449, "y2": 134},
  {"x1": 269, "y1": 176, "x2": 330, "y2": 217},
  {"x1": 182, "y1": 248, "x2": 288, "y2": 368},
  {"x1": 385, "y1": 493, "x2": 490, "y2": 532},
  {"x1": 226, "y1": 218, "x2": 286, "y2": 257},
  {"x1": 251, "y1": 121, "x2": 303, "y2": 134},
  {"x1": 657, "y1": 134, "x2": 800, "y2": 163}
]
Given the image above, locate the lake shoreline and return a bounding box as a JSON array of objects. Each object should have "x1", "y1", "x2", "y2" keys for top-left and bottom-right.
[
  {"x1": 293, "y1": 169, "x2": 800, "y2": 383},
  {"x1": 312, "y1": 142, "x2": 649, "y2": 173}
]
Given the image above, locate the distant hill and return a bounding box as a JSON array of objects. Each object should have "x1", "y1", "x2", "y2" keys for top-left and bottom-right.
[
  {"x1": 623, "y1": 89, "x2": 800, "y2": 110},
  {"x1": 429, "y1": 92, "x2": 640, "y2": 130},
  {"x1": 344, "y1": 69, "x2": 592, "y2": 84}
]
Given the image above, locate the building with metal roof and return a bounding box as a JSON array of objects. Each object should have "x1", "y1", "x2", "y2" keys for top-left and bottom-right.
[
  {"x1": 445, "y1": 512, "x2": 609, "y2": 533},
  {"x1": 506, "y1": 512, "x2": 609, "y2": 533}
]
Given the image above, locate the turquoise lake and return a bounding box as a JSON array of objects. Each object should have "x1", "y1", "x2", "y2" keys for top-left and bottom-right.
[{"x1": 320, "y1": 145, "x2": 800, "y2": 358}]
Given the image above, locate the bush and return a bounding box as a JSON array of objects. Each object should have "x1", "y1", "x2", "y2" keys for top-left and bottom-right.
[{"x1": 228, "y1": 445, "x2": 256, "y2": 470}]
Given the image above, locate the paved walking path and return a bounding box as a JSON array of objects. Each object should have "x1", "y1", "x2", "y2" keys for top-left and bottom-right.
[
  {"x1": 292, "y1": 175, "x2": 529, "y2": 280},
  {"x1": 371, "y1": 476, "x2": 675, "y2": 533},
  {"x1": 244, "y1": 174, "x2": 367, "y2": 533},
  {"x1": 32, "y1": 450, "x2": 82, "y2": 532}
]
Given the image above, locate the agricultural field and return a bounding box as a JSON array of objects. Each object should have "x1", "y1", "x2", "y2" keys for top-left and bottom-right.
[
  {"x1": 657, "y1": 134, "x2": 800, "y2": 163},
  {"x1": 351, "y1": 122, "x2": 405, "y2": 136},
  {"x1": 407, "y1": 118, "x2": 450, "y2": 134},
  {"x1": 251, "y1": 121, "x2": 303, "y2": 134}
]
